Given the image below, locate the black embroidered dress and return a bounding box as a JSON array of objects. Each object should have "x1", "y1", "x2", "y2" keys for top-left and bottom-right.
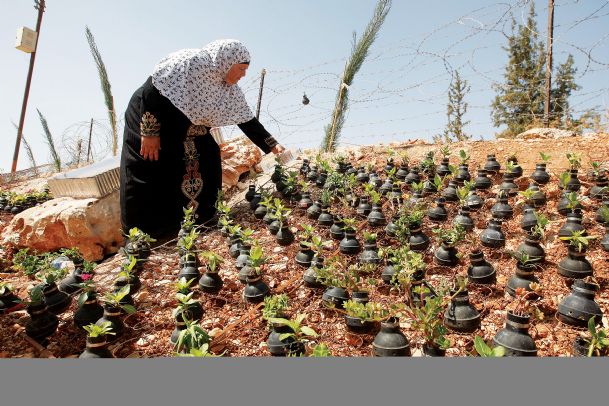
[{"x1": 119, "y1": 77, "x2": 277, "y2": 239}]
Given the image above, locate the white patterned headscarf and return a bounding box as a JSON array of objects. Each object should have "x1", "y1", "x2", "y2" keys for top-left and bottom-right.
[{"x1": 151, "y1": 39, "x2": 254, "y2": 127}]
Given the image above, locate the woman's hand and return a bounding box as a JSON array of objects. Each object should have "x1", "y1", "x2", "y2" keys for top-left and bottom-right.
[
  {"x1": 271, "y1": 144, "x2": 285, "y2": 155},
  {"x1": 140, "y1": 136, "x2": 160, "y2": 161}
]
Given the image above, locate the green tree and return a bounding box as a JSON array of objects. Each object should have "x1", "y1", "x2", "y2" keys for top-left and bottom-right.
[
  {"x1": 492, "y1": 2, "x2": 546, "y2": 138},
  {"x1": 439, "y1": 70, "x2": 471, "y2": 142}
]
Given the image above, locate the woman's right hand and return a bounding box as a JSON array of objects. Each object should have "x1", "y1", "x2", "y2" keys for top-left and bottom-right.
[{"x1": 140, "y1": 136, "x2": 160, "y2": 161}]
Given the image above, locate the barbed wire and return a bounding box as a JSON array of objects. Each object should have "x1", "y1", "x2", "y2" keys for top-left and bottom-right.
[{"x1": 235, "y1": 0, "x2": 609, "y2": 149}]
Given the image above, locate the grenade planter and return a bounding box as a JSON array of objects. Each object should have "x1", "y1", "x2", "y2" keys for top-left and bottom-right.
[
  {"x1": 177, "y1": 260, "x2": 201, "y2": 284},
  {"x1": 491, "y1": 194, "x2": 513, "y2": 220},
  {"x1": 330, "y1": 218, "x2": 345, "y2": 240},
  {"x1": 79, "y1": 335, "x2": 113, "y2": 358},
  {"x1": 428, "y1": 198, "x2": 448, "y2": 223},
  {"x1": 298, "y1": 193, "x2": 314, "y2": 210},
  {"x1": 245, "y1": 185, "x2": 256, "y2": 202},
  {"x1": 506, "y1": 263, "x2": 540, "y2": 298},
  {"x1": 317, "y1": 208, "x2": 334, "y2": 227},
  {"x1": 467, "y1": 250, "x2": 496, "y2": 285},
  {"x1": 520, "y1": 208, "x2": 537, "y2": 233},
  {"x1": 480, "y1": 219, "x2": 506, "y2": 249},
  {"x1": 267, "y1": 323, "x2": 304, "y2": 356},
  {"x1": 339, "y1": 230, "x2": 361, "y2": 255},
  {"x1": 0, "y1": 288, "x2": 22, "y2": 314},
  {"x1": 74, "y1": 292, "x2": 104, "y2": 330},
  {"x1": 409, "y1": 227, "x2": 430, "y2": 252},
  {"x1": 356, "y1": 197, "x2": 372, "y2": 218},
  {"x1": 557, "y1": 193, "x2": 583, "y2": 216},
  {"x1": 276, "y1": 226, "x2": 295, "y2": 246},
  {"x1": 367, "y1": 205, "x2": 387, "y2": 227},
  {"x1": 322, "y1": 286, "x2": 350, "y2": 309},
  {"x1": 405, "y1": 167, "x2": 421, "y2": 185},
  {"x1": 557, "y1": 246, "x2": 594, "y2": 279},
  {"x1": 484, "y1": 154, "x2": 501, "y2": 174},
  {"x1": 396, "y1": 164, "x2": 410, "y2": 181},
  {"x1": 199, "y1": 270, "x2": 223, "y2": 294},
  {"x1": 58, "y1": 267, "x2": 85, "y2": 295},
  {"x1": 268, "y1": 220, "x2": 280, "y2": 235},
  {"x1": 436, "y1": 158, "x2": 451, "y2": 177},
  {"x1": 42, "y1": 282, "x2": 72, "y2": 315},
  {"x1": 96, "y1": 305, "x2": 125, "y2": 342},
  {"x1": 25, "y1": 303, "x2": 59, "y2": 344},
  {"x1": 557, "y1": 279, "x2": 603, "y2": 328},
  {"x1": 442, "y1": 181, "x2": 459, "y2": 202},
  {"x1": 558, "y1": 212, "x2": 586, "y2": 240},
  {"x1": 243, "y1": 273, "x2": 270, "y2": 304},
  {"x1": 565, "y1": 169, "x2": 582, "y2": 192},
  {"x1": 493, "y1": 311, "x2": 537, "y2": 357},
  {"x1": 466, "y1": 191, "x2": 484, "y2": 211},
  {"x1": 530, "y1": 163, "x2": 550, "y2": 184},
  {"x1": 499, "y1": 173, "x2": 518, "y2": 197},
  {"x1": 444, "y1": 289, "x2": 481, "y2": 333},
  {"x1": 372, "y1": 318, "x2": 411, "y2": 357},
  {"x1": 590, "y1": 173, "x2": 609, "y2": 200},
  {"x1": 474, "y1": 169, "x2": 492, "y2": 190},
  {"x1": 345, "y1": 315, "x2": 377, "y2": 333},
  {"x1": 381, "y1": 265, "x2": 399, "y2": 285},
  {"x1": 455, "y1": 164, "x2": 471, "y2": 183},
  {"x1": 434, "y1": 242, "x2": 460, "y2": 267},
  {"x1": 303, "y1": 258, "x2": 325, "y2": 288},
  {"x1": 515, "y1": 235, "x2": 545, "y2": 264},
  {"x1": 453, "y1": 206, "x2": 474, "y2": 231},
  {"x1": 295, "y1": 242, "x2": 315, "y2": 268},
  {"x1": 306, "y1": 201, "x2": 322, "y2": 220},
  {"x1": 359, "y1": 242, "x2": 381, "y2": 264},
  {"x1": 526, "y1": 184, "x2": 547, "y2": 207},
  {"x1": 254, "y1": 204, "x2": 268, "y2": 220}
]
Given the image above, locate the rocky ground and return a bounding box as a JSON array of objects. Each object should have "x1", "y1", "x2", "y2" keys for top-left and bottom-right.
[{"x1": 1, "y1": 130, "x2": 608, "y2": 358}]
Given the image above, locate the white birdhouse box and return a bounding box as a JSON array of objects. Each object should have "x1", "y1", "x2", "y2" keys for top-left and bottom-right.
[{"x1": 15, "y1": 26, "x2": 38, "y2": 53}]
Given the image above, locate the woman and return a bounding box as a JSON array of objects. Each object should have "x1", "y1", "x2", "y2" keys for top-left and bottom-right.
[{"x1": 120, "y1": 39, "x2": 284, "y2": 240}]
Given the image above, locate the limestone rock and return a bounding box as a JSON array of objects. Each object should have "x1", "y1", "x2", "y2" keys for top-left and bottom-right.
[
  {"x1": 516, "y1": 128, "x2": 578, "y2": 140},
  {"x1": 1, "y1": 190, "x2": 123, "y2": 261},
  {"x1": 220, "y1": 136, "x2": 263, "y2": 189}
]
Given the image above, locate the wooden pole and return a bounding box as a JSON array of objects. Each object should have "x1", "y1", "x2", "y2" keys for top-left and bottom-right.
[
  {"x1": 255, "y1": 69, "x2": 266, "y2": 120},
  {"x1": 11, "y1": 0, "x2": 46, "y2": 173},
  {"x1": 544, "y1": 0, "x2": 555, "y2": 126},
  {"x1": 86, "y1": 118, "x2": 94, "y2": 162}
]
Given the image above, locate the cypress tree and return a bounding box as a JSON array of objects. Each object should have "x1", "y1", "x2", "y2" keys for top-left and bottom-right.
[{"x1": 491, "y1": 2, "x2": 546, "y2": 138}]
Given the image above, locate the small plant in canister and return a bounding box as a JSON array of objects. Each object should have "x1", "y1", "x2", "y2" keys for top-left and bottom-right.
[
  {"x1": 493, "y1": 288, "x2": 539, "y2": 356},
  {"x1": 0, "y1": 281, "x2": 22, "y2": 314},
  {"x1": 316, "y1": 258, "x2": 351, "y2": 309},
  {"x1": 124, "y1": 227, "x2": 155, "y2": 262},
  {"x1": 38, "y1": 267, "x2": 72, "y2": 315},
  {"x1": 267, "y1": 314, "x2": 318, "y2": 357},
  {"x1": 270, "y1": 198, "x2": 295, "y2": 246},
  {"x1": 409, "y1": 285, "x2": 452, "y2": 357},
  {"x1": 295, "y1": 225, "x2": 316, "y2": 268},
  {"x1": 433, "y1": 224, "x2": 466, "y2": 267},
  {"x1": 472, "y1": 336, "x2": 505, "y2": 357},
  {"x1": 367, "y1": 190, "x2": 387, "y2": 227},
  {"x1": 116, "y1": 255, "x2": 142, "y2": 295},
  {"x1": 443, "y1": 276, "x2": 481, "y2": 333},
  {"x1": 506, "y1": 252, "x2": 541, "y2": 298},
  {"x1": 359, "y1": 232, "x2": 381, "y2": 264},
  {"x1": 24, "y1": 285, "x2": 58, "y2": 344},
  {"x1": 339, "y1": 218, "x2": 361, "y2": 255},
  {"x1": 79, "y1": 322, "x2": 115, "y2": 358},
  {"x1": 174, "y1": 318, "x2": 211, "y2": 355},
  {"x1": 558, "y1": 231, "x2": 597, "y2": 279},
  {"x1": 242, "y1": 244, "x2": 270, "y2": 303},
  {"x1": 263, "y1": 294, "x2": 296, "y2": 356},
  {"x1": 97, "y1": 285, "x2": 136, "y2": 341},
  {"x1": 198, "y1": 251, "x2": 224, "y2": 294},
  {"x1": 558, "y1": 277, "x2": 603, "y2": 328},
  {"x1": 343, "y1": 300, "x2": 387, "y2": 333},
  {"x1": 74, "y1": 276, "x2": 104, "y2": 330},
  {"x1": 573, "y1": 317, "x2": 609, "y2": 357}
]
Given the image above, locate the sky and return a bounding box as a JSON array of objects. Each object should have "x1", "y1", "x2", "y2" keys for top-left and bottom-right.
[{"x1": 1, "y1": 0, "x2": 608, "y2": 172}]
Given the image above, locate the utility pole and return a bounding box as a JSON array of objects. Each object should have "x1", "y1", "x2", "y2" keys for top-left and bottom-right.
[
  {"x1": 11, "y1": 0, "x2": 46, "y2": 173},
  {"x1": 543, "y1": 0, "x2": 555, "y2": 127},
  {"x1": 86, "y1": 118, "x2": 94, "y2": 162},
  {"x1": 255, "y1": 69, "x2": 266, "y2": 120}
]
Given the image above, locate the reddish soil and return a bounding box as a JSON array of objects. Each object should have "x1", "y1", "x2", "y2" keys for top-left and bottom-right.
[{"x1": 1, "y1": 136, "x2": 608, "y2": 358}]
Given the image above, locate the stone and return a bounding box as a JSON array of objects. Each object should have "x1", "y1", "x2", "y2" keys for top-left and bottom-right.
[
  {"x1": 1, "y1": 190, "x2": 123, "y2": 261},
  {"x1": 220, "y1": 136, "x2": 263, "y2": 189},
  {"x1": 516, "y1": 127, "x2": 578, "y2": 140}
]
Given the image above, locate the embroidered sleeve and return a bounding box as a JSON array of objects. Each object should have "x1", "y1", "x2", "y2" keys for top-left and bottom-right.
[
  {"x1": 237, "y1": 117, "x2": 276, "y2": 154},
  {"x1": 264, "y1": 136, "x2": 278, "y2": 149},
  {"x1": 140, "y1": 112, "x2": 161, "y2": 137}
]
